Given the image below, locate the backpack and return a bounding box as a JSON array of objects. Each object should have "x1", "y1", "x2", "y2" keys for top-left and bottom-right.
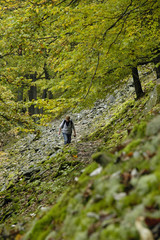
[{"x1": 61, "y1": 120, "x2": 73, "y2": 129}]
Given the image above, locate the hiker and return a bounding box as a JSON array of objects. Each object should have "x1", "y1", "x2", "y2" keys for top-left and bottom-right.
[{"x1": 59, "y1": 116, "x2": 76, "y2": 145}]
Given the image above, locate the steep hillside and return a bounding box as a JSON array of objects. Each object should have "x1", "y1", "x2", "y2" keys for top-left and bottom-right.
[{"x1": 1, "y1": 65, "x2": 160, "y2": 240}]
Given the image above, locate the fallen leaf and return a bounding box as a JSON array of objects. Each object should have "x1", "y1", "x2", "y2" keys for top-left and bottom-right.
[{"x1": 127, "y1": 152, "x2": 133, "y2": 157}]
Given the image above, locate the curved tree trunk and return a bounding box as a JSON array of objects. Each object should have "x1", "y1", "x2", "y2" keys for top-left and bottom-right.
[{"x1": 132, "y1": 67, "x2": 144, "y2": 99}]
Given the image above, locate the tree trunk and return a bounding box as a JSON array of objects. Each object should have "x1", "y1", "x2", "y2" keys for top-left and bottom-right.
[
  {"x1": 27, "y1": 72, "x2": 39, "y2": 116},
  {"x1": 156, "y1": 79, "x2": 160, "y2": 104},
  {"x1": 153, "y1": 54, "x2": 160, "y2": 79},
  {"x1": 17, "y1": 86, "x2": 23, "y2": 101},
  {"x1": 154, "y1": 54, "x2": 160, "y2": 104},
  {"x1": 40, "y1": 63, "x2": 51, "y2": 114},
  {"x1": 17, "y1": 85, "x2": 27, "y2": 113},
  {"x1": 43, "y1": 63, "x2": 53, "y2": 99},
  {"x1": 42, "y1": 89, "x2": 47, "y2": 99},
  {"x1": 48, "y1": 91, "x2": 53, "y2": 99},
  {"x1": 39, "y1": 89, "x2": 48, "y2": 114},
  {"x1": 44, "y1": 62, "x2": 50, "y2": 80},
  {"x1": 132, "y1": 67, "x2": 144, "y2": 99}
]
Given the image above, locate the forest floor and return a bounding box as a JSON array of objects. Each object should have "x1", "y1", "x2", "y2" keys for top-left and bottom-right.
[
  {"x1": 1, "y1": 66, "x2": 160, "y2": 240},
  {"x1": 73, "y1": 140, "x2": 102, "y2": 164},
  {"x1": 0, "y1": 132, "x2": 102, "y2": 239}
]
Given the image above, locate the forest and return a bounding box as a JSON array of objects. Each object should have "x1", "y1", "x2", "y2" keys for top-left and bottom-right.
[
  {"x1": 0, "y1": 0, "x2": 160, "y2": 239},
  {"x1": 0, "y1": 0, "x2": 159, "y2": 137}
]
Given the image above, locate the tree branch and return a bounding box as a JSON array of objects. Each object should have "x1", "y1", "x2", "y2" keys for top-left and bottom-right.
[
  {"x1": 106, "y1": 20, "x2": 126, "y2": 54},
  {"x1": 103, "y1": 0, "x2": 133, "y2": 40},
  {"x1": 67, "y1": 0, "x2": 79, "y2": 6},
  {"x1": 102, "y1": 0, "x2": 153, "y2": 40},
  {"x1": 84, "y1": 52, "x2": 100, "y2": 99},
  {"x1": 0, "y1": 113, "x2": 10, "y2": 121},
  {"x1": 55, "y1": 0, "x2": 67, "y2": 6},
  {"x1": 0, "y1": 52, "x2": 12, "y2": 59}
]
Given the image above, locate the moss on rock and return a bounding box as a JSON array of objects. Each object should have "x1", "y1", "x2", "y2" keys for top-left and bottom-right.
[
  {"x1": 122, "y1": 139, "x2": 142, "y2": 154},
  {"x1": 91, "y1": 152, "x2": 115, "y2": 167},
  {"x1": 130, "y1": 121, "x2": 147, "y2": 138}
]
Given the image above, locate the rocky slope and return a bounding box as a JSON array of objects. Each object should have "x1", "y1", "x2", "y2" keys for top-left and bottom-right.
[
  {"x1": 0, "y1": 65, "x2": 160, "y2": 240},
  {"x1": 0, "y1": 69, "x2": 137, "y2": 192}
]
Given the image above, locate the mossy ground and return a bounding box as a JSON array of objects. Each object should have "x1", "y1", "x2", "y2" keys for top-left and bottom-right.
[
  {"x1": 1, "y1": 74, "x2": 160, "y2": 240},
  {"x1": 0, "y1": 141, "x2": 100, "y2": 239},
  {"x1": 23, "y1": 81, "x2": 160, "y2": 239}
]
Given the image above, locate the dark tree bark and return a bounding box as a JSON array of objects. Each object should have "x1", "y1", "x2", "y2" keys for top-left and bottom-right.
[
  {"x1": 18, "y1": 44, "x2": 23, "y2": 56},
  {"x1": 153, "y1": 54, "x2": 160, "y2": 79},
  {"x1": 17, "y1": 86, "x2": 23, "y2": 101},
  {"x1": 153, "y1": 54, "x2": 160, "y2": 103},
  {"x1": 39, "y1": 88, "x2": 48, "y2": 114},
  {"x1": 44, "y1": 62, "x2": 50, "y2": 80},
  {"x1": 43, "y1": 63, "x2": 53, "y2": 99},
  {"x1": 132, "y1": 67, "x2": 144, "y2": 99},
  {"x1": 17, "y1": 84, "x2": 27, "y2": 113},
  {"x1": 40, "y1": 63, "x2": 52, "y2": 113},
  {"x1": 42, "y1": 89, "x2": 47, "y2": 99},
  {"x1": 43, "y1": 63, "x2": 53, "y2": 100},
  {"x1": 27, "y1": 72, "x2": 39, "y2": 116},
  {"x1": 43, "y1": 63, "x2": 50, "y2": 100},
  {"x1": 48, "y1": 91, "x2": 53, "y2": 99}
]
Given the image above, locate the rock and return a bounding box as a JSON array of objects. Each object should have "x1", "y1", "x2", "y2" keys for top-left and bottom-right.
[
  {"x1": 133, "y1": 151, "x2": 140, "y2": 158},
  {"x1": 87, "y1": 212, "x2": 100, "y2": 220},
  {"x1": 90, "y1": 166, "x2": 102, "y2": 176},
  {"x1": 93, "y1": 194, "x2": 104, "y2": 202},
  {"x1": 129, "y1": 87, "x2": 135, "y2": 92},
  {"x1": 22, "y1": 167, "x2": 41, "y2": 179},
  {"x1": 113, "y1": 192, "x2": 126, "y2": 200},
  {"x1": 110, "y1": 171, "x2": 121, "y2": 179},
  {"x1": 151, "y1": 134, "x2": 160, "y2": 148},
  {"x1": 55, "y1": 145, "x2": 61, "y2": 151},
  {"x1": 91, "y1": 152, "x2": 113, "y2": 167},
  {"x1": 144, "y1": 87, "x2": 157, "y2": 113},
  {"x1": 49, "y1": 153, "x2": 57, "y2": 159},
  {"x1": 45, "y1": 231, "x2": 57, "y2": 240},
  {"x1": 81, "y1": 120, "x2": 89, "y2": 125},
  {"x1": 146, "y1": 115, "x2": 160, "y2": 136},
  {"x1": 107, "y1": 95, "x2": 115, "y2": 104},
  {"x1": 131, "y1": 168, "x2": 139, "y2": 178}
]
